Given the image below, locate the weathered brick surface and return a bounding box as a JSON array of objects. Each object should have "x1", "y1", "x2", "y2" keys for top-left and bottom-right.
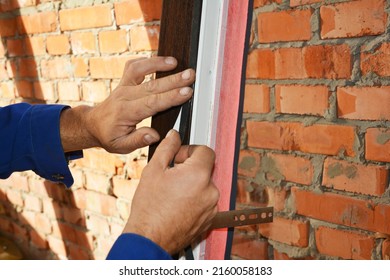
[
  {"x1": 0, "y1": 0, "x2": 159, "y2": 260},
  {"x1": 1, "y1": 0, "x2": 389, "y2": 261},
  {"x1": 315, "y1": 226, "x2": 375, "y2": 260},
  {"x1": 236, "y1": 0, "x2": 390, "y2": 260}
]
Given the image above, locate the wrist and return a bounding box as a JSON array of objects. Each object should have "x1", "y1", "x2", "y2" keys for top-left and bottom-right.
[{"x1": 60, "y1": 105, "x2": 99, "y2": 152}]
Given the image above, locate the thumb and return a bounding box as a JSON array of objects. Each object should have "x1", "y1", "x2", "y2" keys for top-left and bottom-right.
[
  {"x1": 117, "y1": 127, "x2": 160, "y2": 153},
  {"x1": 149, "y1": 129, "x2": 182, "y2": 168}
]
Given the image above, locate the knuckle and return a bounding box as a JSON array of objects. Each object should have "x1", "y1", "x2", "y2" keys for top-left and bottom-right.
[
  {"x1": 199, "y1": 146, "x2": 216, "y2": 161},
  {"x1": 143, "y1": 80, "x2": 158, "y2": 93},
  {"x1": 169, "y1": 72, "x2": 182, "y2": 85},
  {"x1": 145, "y1": 94, "x2": 160, "y2": 111}
]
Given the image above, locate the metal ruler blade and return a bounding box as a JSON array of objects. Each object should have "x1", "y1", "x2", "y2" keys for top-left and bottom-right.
[{"x1": 210, "y1": 207, "x2": 273, "y2": 230}]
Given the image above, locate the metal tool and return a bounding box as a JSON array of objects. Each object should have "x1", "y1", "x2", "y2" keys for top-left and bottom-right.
[{"x1": 211, "y1": 207, "x2": 273, "y2": 230}]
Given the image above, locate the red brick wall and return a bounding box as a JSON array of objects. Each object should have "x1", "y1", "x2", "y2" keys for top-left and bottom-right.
[
  {"x1": 1, "y1": 0, "x2": 389, "y2": 261},
  {"x1": 233, "y1": 0, "x2": 390, "y2": 260},
  {"x1": 0, "y1": 0, "x2": 161, "y2": 259}
]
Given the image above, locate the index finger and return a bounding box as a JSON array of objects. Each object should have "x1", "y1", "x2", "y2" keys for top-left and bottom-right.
[{"x1": 120, "y1": 56, "x2": 178, "y2": 86}]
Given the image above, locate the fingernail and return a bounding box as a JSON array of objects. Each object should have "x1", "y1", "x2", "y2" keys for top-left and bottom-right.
[
  {"x1": 181, "y1": 69, "x2": 191, "y2": 80},
  {"x1": 165, "y1": 57, "x2": 176, "y2": 65},
  {"x1": 179, "y1": 87, "x2": 192, "y2": 96},
  {"x1": 166, "y1": 129, "x2": 176, "y2": 138},
  {"x1": 144, "y1": 134, "x2": 156, "y2": 144}
]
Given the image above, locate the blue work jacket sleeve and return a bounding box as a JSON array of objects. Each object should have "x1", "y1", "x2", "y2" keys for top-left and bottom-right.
[
  {"x1": 0, "y1": 103, "x2": 82, "y2": 187},
  {"x1": 106, "y1": 233, "x2": 172, "y2": 260}
]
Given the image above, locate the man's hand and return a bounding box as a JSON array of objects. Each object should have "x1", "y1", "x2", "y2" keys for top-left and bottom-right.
[
  {"x1": 123, "y1": 130, "x2": 219, "y2": 255},
  {"x1": 60, "y1": 56, "x2": 195, "y2": 153}
]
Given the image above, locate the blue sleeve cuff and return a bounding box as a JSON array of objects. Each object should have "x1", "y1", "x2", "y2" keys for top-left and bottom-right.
[
  {"x1": 30, "y1": 105, "x2": 82, "y2": 187},
  {"x1": 106, "y1": 233, "x2": 172, "y2": 260}
]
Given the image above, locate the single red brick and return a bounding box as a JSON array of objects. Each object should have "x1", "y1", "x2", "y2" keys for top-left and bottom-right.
[
  {"x1": 275, "y1": 85, "x2": 330, "y2": 116},
  {"x1": 114, "y1": 0, "x2": 162, "y2": 25},
  {"x1": 84, "y1": 190, "x2": 118, "y2": 217},
  {"x1": 292, "y1": 187, "x2": 390, "y2": 234},
  {"x1": 315, "y1": 226, "x2": 375, "y2": 259},
  {"x1": 361, "y1": 43, "x2": 390, "y2": 77},
  {"x1": 41, "y1": 58, "x2": 73, "y2": 79},
  {"x1": 6, "y1": 39, "x2": 24, "y2": 57},
  {"x1": 267, "y1": 153, "x2": 314, "y2": 185},
  {"x1": 24, "y1": 194, "x2": 42, "y2": 212},
  {"x1": 99, "y1": 30, "x2": 128, "y2": 54},
  {"x1": 258, "y1": 9, "x2": 312, "y2": 43},
  {"x1": 238, "y1": 150, "x2": 261, "y2": 178},
  {"x1": 0, "y1": 18, "x2": 17, "y2": 37},
  {"x1": 85, "y1": 171, "x2": 111, "y2": 194},
  {"x1": 247, "y1": 121, "x2": 356, "y2": 157},
  {"x1": 259, "y1": 217, "x2": 309, "y2": 247},
  {"x1": 82, "y1": 81, "x2": 108, "y2": 103},
  {"x1": 71, "y1": 57, "x2": 89, "y2": 78},
  {"x1": 17, "y1": 58, "x2": 39, "y2": 78},
  {"x1": 7, "y1": 189, "x2": 23, "y2": 207},
  {"x1": 14, "y1": 80, "x2": 33, "y2": 98},
  {"x1": 58, "y1": 82, "x2": 80, "y2": 101},
  {"x1": 59, "y1": 5, "x2": 112, "y2": 31},
  {"x1": 34, "y1": 213, "x2": 52, "y2": 234},
  {"x1": 304, "y1": 44, "x2": 351, "y2": 79},
  {"x1": 33, "y1": 81, "x2": 57, "y2": 101},
  {"x1": 276, "y1": 48, "x2": 307, "y2": 79},
  {"x1": 10, "y1": 173, "x2": 29, "y2": 192},
  {"x1": 130, "y1": 26, "x2": 159, "y2": 52},
  {"x1": 323, "y1": 158, "x2": 389, "y2": 196},
  {"x1": 24, "y1": 36, "x2": 46, "y2": 56},
  {"x1": 231, "y1": 233, "x2": 269, "y2": 259},
  {"x1": 321, "y1": 0, "x2": 386, "y2": 39},
  {"x1": 243, "y1": 84, "x2": 270, "y2": 113},
  {"x1": 47, "y1": 35, "x2": 70, "y2": 55},
  {"x1": 70, "y1": 32, "x2": 97, "y2": 54},
  {"x1": 337, "y1": 87, "x2": 390, "y2": 121},
  {"x1": 246, "y1": 49, "x2": 275, "y2": 79},
  {"x1": 17, "y1": 11, "x2": 57, "y2": 34},
  {"x1": 365, "y1": 128, "x2": 390, "y2": 163}
]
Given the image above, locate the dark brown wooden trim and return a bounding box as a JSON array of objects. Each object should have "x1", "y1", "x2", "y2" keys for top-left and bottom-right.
[{"x1": 148, "y1": 0, "x2": 202, "y2": 161}]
